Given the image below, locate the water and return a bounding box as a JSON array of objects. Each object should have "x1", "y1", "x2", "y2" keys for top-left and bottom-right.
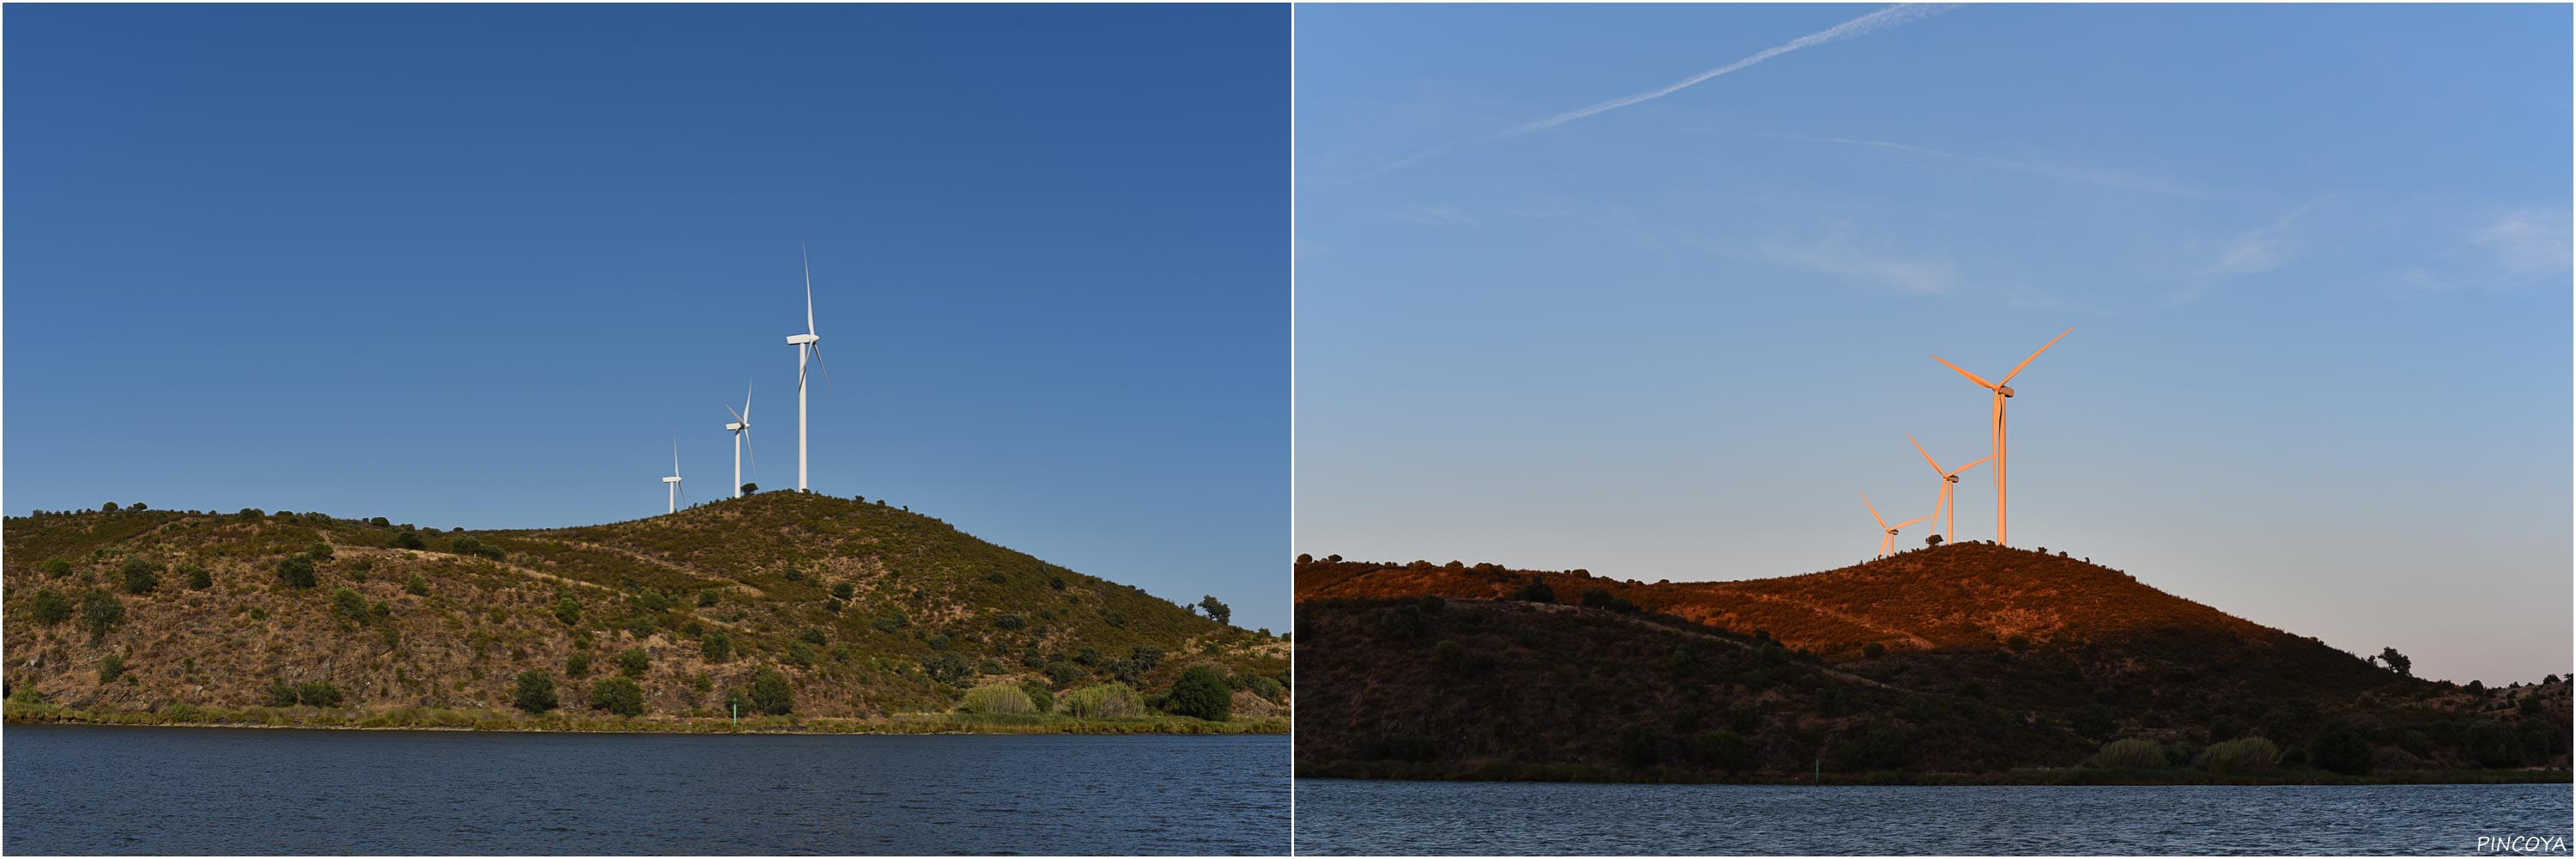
[
  {"x1": 1295, "y1": 777, "x2": 2574, "y2": 856},
  {"x1": 3, "y1": 725, "x2": 1287, "y2": 855}
]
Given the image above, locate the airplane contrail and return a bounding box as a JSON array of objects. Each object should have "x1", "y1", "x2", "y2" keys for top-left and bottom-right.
[
  {"x1": 1506, "y1": 3, "x2": 1959, "y2": 137},
  {"x1": 1354, "y1": 3, "x2": 1956, "y2": 180}
]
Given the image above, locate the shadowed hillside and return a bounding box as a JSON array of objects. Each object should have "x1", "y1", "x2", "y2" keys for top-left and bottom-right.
[
  {"x1": 1296, "y1": 545, "x2": 2568, "y2": 781},
  {"x1": 3, "y1": 492, "x2": 1287, "y2": 730}
]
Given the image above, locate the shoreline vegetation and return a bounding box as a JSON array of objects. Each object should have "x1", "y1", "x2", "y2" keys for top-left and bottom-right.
[
  {"x1": 5, "y1": 699, "x2": 1288, "y2": 735},
  {"x1": 1297, "y1": 759, "x2": 2569, "y2": 786}
]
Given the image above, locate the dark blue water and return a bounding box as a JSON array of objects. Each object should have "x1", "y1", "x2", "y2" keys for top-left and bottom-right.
[
  {"x1": 3, "y1": 725, "x2": 1287, "y2": 855},
  {"x1": 1295, "y1": 778, "x2": 2574, "y2": 856}
]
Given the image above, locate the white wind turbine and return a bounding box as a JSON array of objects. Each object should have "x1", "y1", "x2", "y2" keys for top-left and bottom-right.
[
  {"x1": 1860, "y1": 491, "x2": 1929, "y2": 559},
  {"x1": 785, "y1": 245, "x2": 831, "y2": 491},
  {"x1": 661, "y1": 439, "x2": 685, "y2": 514},
  {"x1": 724, "y1": 381, "x2": 756, "y2": 498},
  {"x1": 1907, "y1": 434, "x2": 1990, "y2": 545}
]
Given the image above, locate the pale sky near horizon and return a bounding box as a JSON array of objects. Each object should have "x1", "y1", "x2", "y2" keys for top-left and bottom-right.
[{"x1": 1295, "y1": 4, "x2": 2571, "y2": 684}]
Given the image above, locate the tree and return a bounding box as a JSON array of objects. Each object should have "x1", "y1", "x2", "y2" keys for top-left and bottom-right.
[
  {"x1": 740, "y1": 483, "x2": 758, "y2": 495},
  {"x1": 1514, "y1": 581, "x2": 1556, "y2": 603},
  {"x1": 404, "y1": 573, "x2": 429, "y2": 596},
  {"x1": 747, "y1": 667, "x2": 793, "y2": 716},
  {"x1": 553, "y1": 595, "x2": 582, "y2": 626},
  {"x1": 616, "y1": 648, "x2": 651, "y2": 677},
  {"x1": 591, "y1": 676, "x2": 645, "y2": 716},
  {"x1": 80, "y1": 589, "x2": 125, "y2": 639},
  {"x1": 28, "y1": 588, "x2": 71, "y2": 624},
  {"x1": 2308, "y1": 719, "x2": 2372, "y2": 776},
  {"x1": 830, "y1": 582, "x2": 854, "y2": 600},
  {"x1": 701, "y1": 631, "x2": 733, "y2": 663},
  {"x1": 40, "y1": 557, "x2": 72, "y2": 577},
  {"x1": 120, "y1": 557, "x2": 162, "y2": 594},
  {"x1": 331, "y1": 588, "x2": 368, "y2": 621},
  {"x1": 1925, "y1": 534, "x2": 1944, "y2": 548},
  {"x1": 101, "y1": 502, "x2": 119, "y2": 512},
  {"x1": 513, "y1": 670, "x2": 559, "y2": 712},
  {"x1": 1166, "y1": 666, "x2": 1232, "y2": 721},
  {"x1": 1199, "y1": 595, "x2": 1232, "y2": 625},
  {"x1": 922, "y1": 651, "x2": 972, "y2": 685},
  {"x1": 185, "y1": 564, "x2": 213, "y2": 590},
  {"x1": 388, "y1": 530, "x2": 428, "y2": 551},
  {"x1": 276, "y1": 555, "x2": 318, "y2": 589},
  {"x1": 566, "y1": 652, "x2": 591, "y2": 678},
  {"x1": 2379, "y1": 647, "x2": 2413, "y2": 678}
]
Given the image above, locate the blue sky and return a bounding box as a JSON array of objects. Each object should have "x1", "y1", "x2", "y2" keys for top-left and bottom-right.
[
  {"x1": 6, "y1": 5, "x2": 1287, "y2": 631},
  {"x1": 1296, "y1": 4, "x2": 2570, "y2": 683}
]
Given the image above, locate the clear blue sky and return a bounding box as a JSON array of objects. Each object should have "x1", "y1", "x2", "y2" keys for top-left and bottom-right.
[
  {"x1": 1296, "y1": 4, "x2": 2570, "y2": 683},
  {"x1": 6, "y1": 5, "x2": 1287, "y2": 631}
]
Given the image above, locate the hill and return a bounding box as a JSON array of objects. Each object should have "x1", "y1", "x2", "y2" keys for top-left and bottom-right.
[
  {"x1": 1294, "y1": 544, "x2": 2568, "y2": 780},
  {"x1": 3, "y1": 492, "x2": 1287, "y2": 731}
]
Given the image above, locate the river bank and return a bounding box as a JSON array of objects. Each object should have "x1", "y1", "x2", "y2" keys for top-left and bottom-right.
[{"x1": 5, "y1": 699, "x2": 1289, "y2": 735}]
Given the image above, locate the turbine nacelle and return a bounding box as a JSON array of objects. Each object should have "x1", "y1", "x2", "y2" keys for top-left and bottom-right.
[
  {"x1": 725, "y1": 422, "x2": 745, "y2": 431},
  {"x1": 661, "y1": 476, "x2": 683, "y2": 484},
  {"x1": 787, "y1": 333, "x2": 820, "y2": 345},
  {"x1": 1997, "y1": 385, "x2": 2015, "y2": 398}
]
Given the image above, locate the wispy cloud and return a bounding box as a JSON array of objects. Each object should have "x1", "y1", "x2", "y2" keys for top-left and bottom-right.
[
  {"x1": 1761, "y1": 134, "x2": 2208, "y2": 198},
  {"x1": 1745, "y1": 230, "x2": 1959, "y2": 295},
  {"x1": 2169, "y1": 204, "x2": 2313, "y2": 306},
  {"x1": 2472, "y1": 209, "x2": 2573, "y2": 277},
  {"x1": 1504, "y1": 4, "x2": 1958, "y2": 137},
  {"x1": 1358, "y1": 3, "x2": 1955, "y2": 180}
]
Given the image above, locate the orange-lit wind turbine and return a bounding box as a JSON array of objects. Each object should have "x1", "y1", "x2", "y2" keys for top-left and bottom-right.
[
  {"x1": 1860, "y1": 491, "x2": 1931, "y2": 558},
  {"x1": 1908, "y1": 434, "x2": 1990, "y2": 544},
  {"x1": 1930, "y1": 329, "x2": 2069, "y2": 546}
]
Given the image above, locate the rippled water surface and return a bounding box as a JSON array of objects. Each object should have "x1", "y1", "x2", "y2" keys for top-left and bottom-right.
[
  {"x1": 5, "y1": 725, "x2": 1287, "y2": 855},
  {"x1": 1295, "y1": 777, "x2": 2573, "y2": 855}
]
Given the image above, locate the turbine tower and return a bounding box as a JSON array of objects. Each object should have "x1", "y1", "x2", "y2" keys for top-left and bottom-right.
[
  {"x1": 1907, "y1": 434, "x2": 1991, "y2": 545},
  {"x1": 1931, "y1": 329, "x2": 2069, "y2": 546},
  {"x1": 724, "y1": 381, "x2": 756, "y2": 498},
  {"x1": 786, "y1": 245, "x2": 831, "y2": 492},
  {"x1": 1860, "y1": 491, "x2": 1930, "y2": 558},
  {"x1": 662, "y1": 440, "x2": 685, "y2": 515}
]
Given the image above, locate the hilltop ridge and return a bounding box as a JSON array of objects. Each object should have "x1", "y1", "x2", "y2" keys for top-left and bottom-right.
[{"x1": 4, "y1": 491, "x2": 1287, "y2": 730}]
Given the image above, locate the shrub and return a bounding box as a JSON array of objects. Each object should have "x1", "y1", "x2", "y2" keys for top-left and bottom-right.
[
  {"x1": 41, "y1": 557, "x2": 72, "y2": 577},
  {"x1": 961, "y1": 684, "x2": 1036, "y2": 715},
  {"x1": 2309, "y1": 720, "x2": 2372, "y2": 776},
  {"x1": 993, "y1": 613, "x2": 1027, "y2": 631},
  {"x1": 1063, "y1": 683, "x2": 1146, "y2": 719},
  {"x1": 591, "y1": 676, "x2": 645, "y2": 716},
  {"x1": 785, "y1": 642, "x2": 817, "y2": 668},
  {"x1": 2378, "y1": 647, "x2": 2412, "y2": 678},
  {"x1": 307, "y1": 542, "x2": 335, "y2": 561},
  {"x1": 747, "y1": 667, "x2": 793, "y2": 716},
  {"x1": 1021, "y1": 680, "x2": 1055, "y2": 713},
  {"x1": 1514, "y1": 582, "x2": 1556, "y2": 603},
  {"x1": 450, "y1": 535, "x2": 504, "y2": 560},
  {"x1": 829, "y1": 582, "x2": 854, "y2": 600},
  {"x1": 1580, "y1": 588, "x2": 1639, "y2": 613},
  {"x1": 388, "y1": 530, "x2": 428, "y2": 551},
  {"x1": 98, "y1": 652, "x2": 127, "y2": 684},
  {"x1": 1165, "y1": 666, "x2": 1231, "y2": 721},
  {"x1": 696, "y1": 589, "x2": 720, "y2": 607},
  {"x1": 1043, "y1": 659, "x2": 1084, "y2": 685},
  {"x1": 566, "y1": 652, "x2": 592, "y2": 678},
  {"x1": 1829, "y1": 721, "x2": 1913, "y2": 771},
  {"x1": 872, "y1": 612, "x2": 909, "y2": 634},
  {"x1": 2201, "y1": 737, "x2": 2281, "y2": 774},
  {"x1": 2466, "y1": 721, "x2": 2524, "y2": 768},
  {"x1": 922, "y1": 651, "x2": 973, "y2": 685},
  {"x1": 616, "y1": 648, "x2": 651, "y2": 678},
  {"x1": 1862, "y1": 642, "x2": 1886, "y2": 658},
  {"x1": 120, "y1": 557, "x2": 161, "y2": 594},
  {"x1": 184, "y1": 564, "x2": 213, "y2": 590},
  {"x1": 1692, "y1": 729, "x2": 1756, "y2": 772},
  {"x1": 269, "y1": 679, "x2": 344, "y2": 708},
  {"x1": 273, "y1": 555, "x2": 319, "y2": 589},
  {"x1": 2092, "y1": 738, "x2": 2166, "y2": 769},
  {"x1": 796, "y1": 627, "x2": 827, "y2": 646},
  {"x1": 554, "y1": 595, "x2": 582, "y2": 626},
  {"x1": 28, "y1": 588, "x2": 72, "y2": 624},
  {"x1": 2165, "y1": 741, "x2": 2201, "y2": 768},
  {"x1": 79, "y1": 589, "x2": 124, "y2": 639},
  {"x1": 513, "y1": 670, "x2": 559, "y2": 712},
  {"x1": 701, "y1": 631, "x2": 733, "y2": 663},
  {"x1": 1246, "y1": 673, "x2": 1286, "y2": 702},
  {"x1": 331, "y1": 588, "x2": 368, "y2": 621},
  {"x1": 404, "y1": 573, "x2": 429, "y2": 596}
]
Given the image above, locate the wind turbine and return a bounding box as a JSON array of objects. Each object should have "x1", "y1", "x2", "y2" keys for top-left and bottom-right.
[
  {"x1": 724, "y1": 381, "x2": 756, "y2": 498},
  {"x1": 1907, "y1": 434, "x2": 1991, "y2": 545},
  {"x1": 1931, "y1": 329, "x2": 2069, "y2": 546},
  {"x1": 1860, "y1": 491, "x2": 1930, "y2": 559},
  {"x1": 785, "y1": 245, "x2": 831, "y2": 492},
  {"x1": 661, "y1": 439, "x2": 685, "y2": 514}
]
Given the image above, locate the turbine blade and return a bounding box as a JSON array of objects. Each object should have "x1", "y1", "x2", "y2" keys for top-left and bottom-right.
[
  {"x1": 813, "y1": 343, "x2": 833, "y2": 393},
  {"x1": 1908, "y1": 434, "x2": 1943, "y2": 475},
  {"x1": 1999, "y1": 328, "x2": 2072, "y2": 386},
  {"x1": 744, "y1": 429, "x2": 756, "y2": 481},
  {"x1": 802, "y1": 242, "x2": 817, "y2": 337},
  {"x1": 1894, "y1": 515, "x2": 1930, "y2": 529},
  {"x1": 724, "y1": 403, "x2": 744, "y2": 423},
  {"x1": 1860, "y1": 491, "x2": 1886, "y2": 529},
  {"x1": 744, "y1": 380, "x2": 754, "y2": 424},
  {"x1": 1949, "y1": 454, "x2": 1994, "y2": 475},
  {"x1": 1931, "y1": 354, "x2": 1996, "y2": 390}
]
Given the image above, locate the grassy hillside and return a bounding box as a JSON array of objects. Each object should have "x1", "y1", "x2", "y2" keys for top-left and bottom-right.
[
  {"x1": 3, "y1": 492, "x2": 1287, "y2": 732},
  {"x1": 1295, "y1": 545, "x2": 2568, "y2": 780}
]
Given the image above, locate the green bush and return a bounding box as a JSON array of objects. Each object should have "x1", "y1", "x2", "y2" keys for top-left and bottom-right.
[
  {"x1": 922, "y1": 651, "x2": 973, "y2": 685},
  {"x1": 404, "y1": 573, "x2": 428, "y2": 596},
  {"x1": 330, "y1": 588, "x2": 368, "y2": 621},
  {"x1": 829, "y1": 582, "x2": 854, "y2": 600},
  {"x1": 1199, "y1": 595, "x2": 1231, "y2": 625},
  {"x1": 747, "y1": 667, "x2": 793, "y2": 716},
  {"x1": 784, "y1": 641, "x2": 817, "y2": 668},
  {"x1": 1514, "y1": 582, "x2": 1556, "y2": 603},
  {"x1": 701, "y1": 631, "x2": 733, "y2": 663},
  {"x1": 1246, "y1": 673, "x2": 1286, "y2": 702},
  {"x1": 1691, "y1": 729, "x2": 1756, "y2": 772},
  {"x1": 40, "y1": 557, "x2": 72, "y2": 577},
  {"x1": 120, "y1": 557, "x2": 161, "y2": 594},
  {"x1": 1021, "y1": 680, "x2": 1056, "y2": 713},
  {"x1": 27, "y1": 588, "x2": 71, "y2": 624},
  {"x1": 185, "y1": 564, "x2": 213, "y2": 590},
  {"x1": 451, "y1": 535, "x2": 505, "y2": 560},
  {"x1": 2164, "y1": 741, "x2": 2201, "y2": 768},
  {"x1": 616, "y1": 648, "x2": 651, "y2": 678},
  {"x1": 566, "y1": 652, "x2": 591, "y2": 678},
  {"x1": 98, "y1": 652, "x2": 127, "y2": 684},
  {"x1": 276, "y1": 555, "x2": 318, "y2": 589},
  {"x1": 80, "y1": 589, "x2": 124, "y2": 639},
  {"x1": 2466, "y1": 721, "x2": 2524, "y2": 768},
  {"x1": 513, "y1": 670, "x2": 559, "y2": 712},
  {"x1": 1828, "y1": 720, "x2": 1913, "y2": 771},
  {"x1": 590, "y1": 676, "x2": 645, "y2": 716},
  {"x1": 2092, "y1": 738, "x2": 2167, "y2": 769},
  {"x1": 696, "y1": 589, "x2": 719, "y2": 607},
  {"x1": 269, "y1": 679, "x2": 344, "y2": 708},
  {"x1": 1166, "y1": 666, "x2": 1232, "y2": 721},
  {"x1": 1063, "y1": 683, "x2": 1146, "y2": 719},
  {"x1": 388, "y1": 530, "x2": 428, "y2": 551},
  {"x1": 961, "y1": 683, "x2": 1036, "y2": 715},
  {"x1": 2201, "y1": 737, "x2": 2281, "y2": 774},
  {"x1": 2308, "y1": 720, "x2": 2372, "y2": 775},
  {"x1": 553, "y1": 595, "x2": 582, "y2": 626}
]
